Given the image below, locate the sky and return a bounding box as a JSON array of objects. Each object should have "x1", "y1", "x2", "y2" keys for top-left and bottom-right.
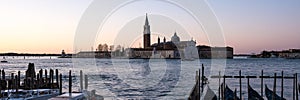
[{"x1": 0, "y1": 0, "x2": 299, "y2": 54}]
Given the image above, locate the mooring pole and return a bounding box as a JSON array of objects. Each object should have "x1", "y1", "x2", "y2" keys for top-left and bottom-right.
[
  {"x1": 45, "y1": 69, "x2": 48, "y2": 84},
  {"x1": 85, "y1": 74, "x2": 88, "y2": 90},
  {"x1": 296, "y1": 73, "x2": 298, "y2": 100},
  {"x1": 219, "y1": 71, "x2": 221, "y2": 100},
  {"x1": 281, "y1": 71, "x2": 284, "y2": 99},
  {"x1": 272, "y1": 73, "x2": 277, "y2": 100},
  {"x1": 56, "y1": 69, "x2": 58, "y2": 87},
  {"x1": 11, "y1": 73, "x2": 14, "y2": 89},
  {"x1": 239, "y1": 70, "x2": 242, "y2": 99},
  {"x1": 80, "y1": 70, "x2": 83, "y2": 92},
  {"x1": 198, "y1": 68, "x2": 201, "y2": 99},
  {"x1": 294, "y1": 74, "x2": 296, "y2": 100},
  {"x1": 261, "y1": 70, "x2": 264, "y2": 97},
  {"x1": 18, "y1": 71, "x2": 20, "y2": 88},
  {"x1": 223, "y1": 75, "x2": 225, "y2": 100},
  {"x1": 201, "y1": 64, "x2": 204, "y2": 93},
  {"x1": 247, "y1": 75, "x2": 250, "y2": 100},
  {"x1": 69, "y1": 70, "x2": 72, "y2": 95},
  {"x1": 59, "y1": 73, "x2": 62, "y2": 95}
]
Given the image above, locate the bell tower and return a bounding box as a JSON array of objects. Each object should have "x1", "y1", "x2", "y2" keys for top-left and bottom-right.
[{"x1": 143, "y1": 13, "x2": 151, "y2": 49}]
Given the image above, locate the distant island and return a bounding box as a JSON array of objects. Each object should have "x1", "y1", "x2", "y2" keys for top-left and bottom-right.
[{"x1": 75, "y1": 14, "x2": 233, "y2": 59}]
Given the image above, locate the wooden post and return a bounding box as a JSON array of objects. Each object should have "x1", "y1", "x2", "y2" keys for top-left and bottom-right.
[
  {"x1": 198, "y1": 69, "x2": 201, "y2": 99},
  {"x1": 18, "y1": 71, "x2": 20, "y2": 87},
  {"x1": 294, "y1": 74, "x2": 296, "y2": 100},
  {"x1": 45, "y1": 69, "x2": 48, "y2": 84},
  {"x1": 2, "y1": 70, "x2": 5, "y2": 80},
  {"x1": 273, "y1": 73, "x2": 277, "y2": 100},
  {"x1": 223, "y1": 75, "x2": 225, "y2": 100},
  {"x1": 281, "y1": 71, "x2": 284, "y2": 99},
  {"x1": 261, "y1": 70, "x2": 264, "y2": 97},
  {"x1": 218, "y1": 71, "x2": 221, "y2": 100},
  {"x1": 296, "y1": 73, "x2": 298, "y2": 100},
  {"x1": 0, "y1": 70, "x2": 1, "y2": 97},
  {"x1": 201, "y1": 64, "x2": 204, "y2": 93},
  {"x1": 39, "y1": 69, "x2": 43, "y2": 84},
  {"x1": 85, "y1": 75, "x2": 88, "y2": 90},
  {"x1": 37, "y1": 73, "x2": 39, "y2": 89},
  {"x1": 15, "y1": 75, "x2": 18, "y2": 94},
  {"x1": 50, "y1": 69, "x2": 53, "y2": 89},
  {"x1": 80, "y1": 70, "x2": 83, "y2": 92},
  {"x1": 11, "y1": 73, "x2": 14, "y2": 89},
  {"x1": 59, "y1": 73, "x2": 62, "y2": 95},
  {"x1": 56, "y1": 69, "x2": 58, "y2": 87},
  {"x1": 239, "y1": 70, "x2": 242, "y2": 99},
  {"x1": 0, "y1": 71, "x2": 1, "y2": 98},
  {"x1": 69, "y1": 70, "x2": 72, "y2": 95},
  {"x1": 247, "y1": 75, "x2": 250, "y2": 100}
]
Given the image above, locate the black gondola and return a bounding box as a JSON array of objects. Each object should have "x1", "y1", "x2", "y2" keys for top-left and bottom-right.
[
  {"x1": 265, "y1": 85, "x2": 286, "y2": 100},
  {"x1": 248, "y1": 85, "x2": 264, "y2": 100},
  {"x1": 203, "y1": 86, "x2": 218, "y2": 100},
  {"x1": 221, "y1": 83, "x2": 241, "y2": 100}
]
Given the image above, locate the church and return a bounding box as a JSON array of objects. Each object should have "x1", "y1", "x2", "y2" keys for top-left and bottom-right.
[
  {"x1": 75, "y1": 14, "x2": 233, "y2": 59},
  {"x1": 126, "y1": 14, "x2": 200, "y2": 59}
]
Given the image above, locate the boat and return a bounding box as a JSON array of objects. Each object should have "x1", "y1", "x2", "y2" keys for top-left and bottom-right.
[
  {"x1": 1, "y1": 56, "x2": 8, "y2": 63},
  {"x1": 58, "y1": 50, "x2": 72, "y2": 58},
  {"x1": 203, "y1": 86, "x2": 217, "y2": 100},
  {"x1": 248, "y1": 85, "x2": 264, "y2": 100},
  {"x1": 265, "y1": 85, "x2": 286, "y2": 100},
  {"x1": 49, "y1": 92, "x2": 85, "y2": 100},
  {"x1": 1, "y1": 60, "x2": 8, "y2": 63},
  {"x1": 221, "y1": 83, "x2": 240, "y2": 100},
  {"x1": 1, "y1": 89, "x2": 59, "y2": 100}
]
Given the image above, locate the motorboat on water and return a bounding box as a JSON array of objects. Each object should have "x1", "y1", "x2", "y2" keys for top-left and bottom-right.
[
  {"x1": 1, "y1": 89, "x2": 59, "y2": 100},
  {"x1": 1, "y1": 56, "x2": 8, "y2": 63},
  {"x1": 1, "y1": 60, "x2": 8, "y2": 63}
]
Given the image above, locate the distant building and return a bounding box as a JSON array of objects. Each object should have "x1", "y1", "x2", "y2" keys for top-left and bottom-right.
[
  {"x1": 75, "y1": 51, "x2": 111, "y2": 58},
  {"x1": 278, "y1": 49, "x2": 300, "y2": 59},
  {"x1": 197, "y1": 45, "x2": 233, "y2": 59},
  {"x1": 256, "y1": 49, "x2": 300, "y2": 59}
]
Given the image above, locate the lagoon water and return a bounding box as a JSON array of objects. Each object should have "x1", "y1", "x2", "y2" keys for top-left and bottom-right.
[{"x1": 0, "y1": 56, "x2": 299, "y2": 99}]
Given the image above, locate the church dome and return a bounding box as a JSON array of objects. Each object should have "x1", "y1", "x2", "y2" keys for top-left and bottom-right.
[{"x1": 171, "y1": 32, "x2": 180, "y2": 43}]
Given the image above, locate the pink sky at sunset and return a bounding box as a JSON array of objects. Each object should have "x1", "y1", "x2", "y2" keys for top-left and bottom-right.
[{"x1": 0, "y1": 0, "x2": 299, "y2": 54}]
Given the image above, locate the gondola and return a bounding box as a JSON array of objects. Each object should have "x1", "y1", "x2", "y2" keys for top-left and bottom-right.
[
  {"x1": 221, "y1": 83, "x2": 240, "y2": 100},
  {"x1": 248, "y1": 85, "x2": 264, "y2": 100},
  {"x1": 265, "y1": 85, "x2": 286, "y2": 100},
  {"x1": 203, "y1": 86, "x2": 217, "y2": 100}
]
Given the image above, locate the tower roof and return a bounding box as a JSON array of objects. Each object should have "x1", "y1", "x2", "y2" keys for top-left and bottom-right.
[{"x1": 145, "y1": 13, "x2": 149, "y2": 25}]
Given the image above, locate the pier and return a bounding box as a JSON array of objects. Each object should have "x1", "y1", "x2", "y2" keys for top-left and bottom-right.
[
  {"x1": 0, "y1": 63, "x2": 63, "y2": 98},
  {"x1": 0, "y1": 63, "x2": 104, "y2": 99},
  {"x1": 189, "y1": 64, "x2": 299, "y2": 100}
]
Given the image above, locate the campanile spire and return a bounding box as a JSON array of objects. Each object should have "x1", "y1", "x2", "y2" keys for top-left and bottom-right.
[{"x1": 143, "y1": 13, "x2": 151, "y2": 48}]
